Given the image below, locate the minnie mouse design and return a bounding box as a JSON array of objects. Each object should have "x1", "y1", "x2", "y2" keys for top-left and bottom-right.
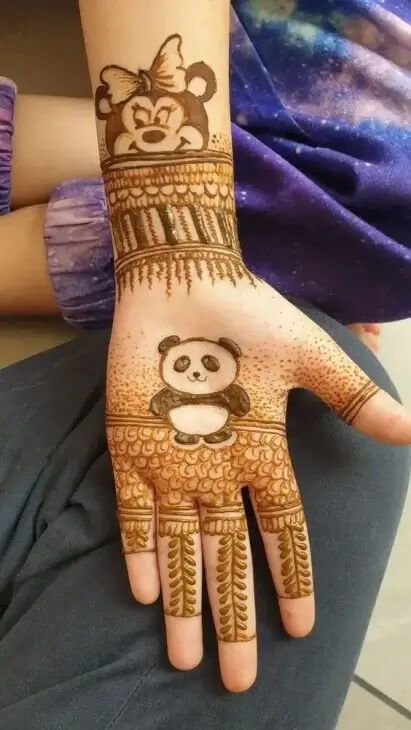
[{"x1": 95, "y1": 34, "x2": 217, "y2": 156}]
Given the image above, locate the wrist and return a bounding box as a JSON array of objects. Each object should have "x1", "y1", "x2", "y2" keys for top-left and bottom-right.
[{"x1": 103, "y1": 151, "x2": 251, "y2": 297}]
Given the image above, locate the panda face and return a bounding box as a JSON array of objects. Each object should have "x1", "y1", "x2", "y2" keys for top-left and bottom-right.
[{"x1": 160, "y1": 339, "x2": 238, "y2": 395}]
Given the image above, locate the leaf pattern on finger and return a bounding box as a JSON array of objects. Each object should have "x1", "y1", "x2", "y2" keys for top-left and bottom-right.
[
  {"x1": 216, "y1": 532, "x2": 249, "y2": 642},
  {"x1": 119, "y1": 507, "x2": 154, "y2": 552},
  {"x1": 277, "y1": 523, "x2": 312, "y2": 599},
  {"x1": 165, "y1": 534, "x2": 198, "y2": 617},
  {"x1": 159, "y1": 505, "x2": 200, "y2": 617}
]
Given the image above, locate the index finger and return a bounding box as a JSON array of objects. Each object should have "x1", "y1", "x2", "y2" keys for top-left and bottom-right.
[{"x1": 106, "y1": 418, "x2": 160, "y2": 604}]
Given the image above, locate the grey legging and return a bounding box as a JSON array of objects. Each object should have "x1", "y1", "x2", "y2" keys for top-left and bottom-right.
[{"x1": 0, "y1": 302, "x2": 409, "y2": 730}]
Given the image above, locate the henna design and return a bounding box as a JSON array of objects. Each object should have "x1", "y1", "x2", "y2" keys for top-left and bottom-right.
[
  {"x1": 150, "y1": 335, "x2": 250, "y2": 444},
  {"x1": 159, "y1": 505, "x2": 200, "y2": 537},
  {"x1": 118, "y1": 505, "x2": 154, "y2": 553},
  {"x1": 106, "y1": 418, "x2": 293, "y2": 506},
  {"x1": 104, "y1": 154, "x2": 252, "y2": 294},
  {"x1": 159, "y1": 506, "x2": 200, "y2": 618},
  {"x1": 108, "y1": 440, "x2": 155, "y2": 553},
  {"x1": 165, "y1": 535, "x2": 198, "y2": 617},
  {"x1": 257, "y1": 505, "x2": 312, "y2": 599},
  {"x1": 276, "y1": 523, "x2": 312, "y2": 599},
  {"x1": 95, "y1": 35, "x2": 217, "y2": 158},
  {"x1": 202, "y1": 502, "x2": 253, "y2": 642},
  {"x1": 203, "y1": 505, "x2": 247, "y2": 536},
  {"x1": 337, "y1": 380, "x2": 380, "y2": 424},
  {"x1": 107, "y1": 413, "x2": 312, "y2": 615},
  {"x1": 250, "y1": 429, "x2": 314, "y2": 599},
  {"x1": 294, "y1": 332, "x2": 380, "y2": 424},
  {"x1": 216, "y1": 532, "x2": 250, "y2": 642},
  {"x1": 96, "y1": 35, "x2": 255, "y2": 293}
]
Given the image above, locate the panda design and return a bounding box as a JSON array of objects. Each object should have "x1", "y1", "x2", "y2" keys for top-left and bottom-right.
[
  {"x1": 150, "y1": 336, "x2": 251, "y2": 446},
  {"x1": 95, "y1": 34, "x2": 217, "y2": 157}
]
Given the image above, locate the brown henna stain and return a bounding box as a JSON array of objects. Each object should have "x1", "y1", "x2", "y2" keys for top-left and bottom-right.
[
  {"x1": 104, "y1": 154, "x2": 253, "y2": 295},
  {"x1": 215, "y1": 531, "x2": 250, "y2": 642},
  {"x1": 96, "y1": 35, "x2": 216, "y2": 158},
  {"x1": 96, "y1": 34, "x2": 256, "y2": 294},
  {"x1": 149, "y1": 335, "x2": 250, "y2": 445},
  {"x1": 106, "y1": 417, "x2": 313, "y2": 638},
  {"x1": 109, "y1": 463, "x2": 155, "y2": 553},
  {"x1": 294, "y1": 330, "x2": 380, "y2": 420},
  {"x1": 159, "y1": 505, "x2": 201, "y2": 618}
]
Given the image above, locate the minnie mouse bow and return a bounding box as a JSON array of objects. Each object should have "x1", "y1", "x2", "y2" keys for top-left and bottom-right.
[{"x1": 100, "y1": 34, "x2": 187, "y2": 105}]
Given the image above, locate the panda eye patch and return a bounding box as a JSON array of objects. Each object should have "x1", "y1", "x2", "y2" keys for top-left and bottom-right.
[
  {"x1": 201, "y1": 355, "x2": 220, "y2": 372},
  {"x1": 174, "y1": 356, "x2": 191, "y2": 373}
]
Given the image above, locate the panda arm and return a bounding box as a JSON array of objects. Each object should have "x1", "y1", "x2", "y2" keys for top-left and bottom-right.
[
  {"x1": 223, "y1": 385, "x2": 251, "y2": 417},
  {"x1": 149, "y1": 388, "x2": 180, "y2": 418}
]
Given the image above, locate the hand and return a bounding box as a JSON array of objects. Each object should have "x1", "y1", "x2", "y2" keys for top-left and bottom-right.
[{"x1": 106, "y1": 277, "x2": 411, "y2": 692}]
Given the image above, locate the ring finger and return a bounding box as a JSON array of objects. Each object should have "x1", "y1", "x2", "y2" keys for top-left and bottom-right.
[{"x1": 250, "y1": 434, "x2": 315, "y2": 638}]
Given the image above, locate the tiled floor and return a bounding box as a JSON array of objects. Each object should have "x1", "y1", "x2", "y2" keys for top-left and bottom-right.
[
  {"x1": 339, "y1": 683, "x2": 410, "y2": 730},
  {"x1": 1, "y1": 0, "x2": 410, "y2": 726}
]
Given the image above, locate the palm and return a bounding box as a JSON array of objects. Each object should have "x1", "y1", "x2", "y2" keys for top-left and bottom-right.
[{"x1": 106, "y1": 279, "x2": 404, "y2": 691}]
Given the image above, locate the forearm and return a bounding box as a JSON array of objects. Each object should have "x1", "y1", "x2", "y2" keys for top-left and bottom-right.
[
  {"x1": 79, "y1": 0, "x2": 250, "y2": 297},
  {"x1": 11, "y1": 95, "x2": 100, "y2": 208}
]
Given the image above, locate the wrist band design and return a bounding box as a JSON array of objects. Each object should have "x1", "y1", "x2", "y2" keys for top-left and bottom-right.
[{"x1": 103, "y1": 153, "x2": 251, "y2": 294}]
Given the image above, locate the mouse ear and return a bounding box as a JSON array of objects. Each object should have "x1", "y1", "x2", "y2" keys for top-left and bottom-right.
[
  {"x1": 218, "y1": 338, "x2": 242, "y2": 359},
  {"x1": 158, "y1": 335, "x2": 181, "y2": 354}
]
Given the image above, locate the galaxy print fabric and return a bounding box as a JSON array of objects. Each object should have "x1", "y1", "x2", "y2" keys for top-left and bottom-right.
[
  {"x1": 231, "y1": 0, "x2": 411, "y2": 322},
  {"x1": 0, "y1": 78, "x2": 16, "y2": 216}
]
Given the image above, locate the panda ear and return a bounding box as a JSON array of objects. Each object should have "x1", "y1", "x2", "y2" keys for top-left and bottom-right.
[
  {"x1": 158, "y1": 335, "x2": 181, "y2": 354},
  {"x1": 218, "y1": 338, "x2": 242, "y2": 359}
]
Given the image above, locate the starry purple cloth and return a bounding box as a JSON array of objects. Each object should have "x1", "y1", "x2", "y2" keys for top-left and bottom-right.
[
  {"x1": 231, "y1": 1, "x2": 411, "y2": 323},
  {"x1": 233, "y1": 122, "x2": 411, "y2": 323},
  {"x1": 44, "y1": 180, "x2": 115, "y2": 328},
  {"x1": 0, "y1": 79, "x2": 16, "y2": 215}
]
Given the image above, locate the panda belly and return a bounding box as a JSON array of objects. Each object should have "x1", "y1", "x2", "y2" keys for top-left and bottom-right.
[{"x1": 169, "y1": 405, "x2": 229, "y2": 436}]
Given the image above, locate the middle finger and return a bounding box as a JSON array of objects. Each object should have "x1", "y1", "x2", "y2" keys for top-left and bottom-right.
[{"x1": 200, "y1": 495, "x2": 257, "y2": 693}]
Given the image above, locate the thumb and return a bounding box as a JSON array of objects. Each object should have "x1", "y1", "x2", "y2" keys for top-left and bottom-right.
[
  {"x1": 351, "y1": 389, "x2": 411, "y2": 446},
  {"x1": 296, "y1": 322, "x2": 411, "y2": 446}
]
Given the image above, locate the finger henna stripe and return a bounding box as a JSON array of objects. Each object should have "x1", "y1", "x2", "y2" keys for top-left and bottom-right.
[
  {"x1": 159, "y1": 506, "x2": 201, "y2": 618},
  {"x1": 216, "y1": 531, "x2": 252, "y2": 642},
  {"x1": 202, "y1": 504, "x2": 255, "y2": 643},
  {"x1": 203, "y1": 505, "x2": 247, "y2": 536},
  {"x1": 159, "y1": 506, "x2": 200, "y2": 537},
  {"x1": 258, "y1": 502, "x2": 305, "y2": 532},
  {"x1": 338, "y1": 380, "x2": 380, "y2": 424},
  {"x1": 257, "y1": 509, "x2": 313, "y2": 600},
  {"x1": 118, "y1": 505, "x2": 155, "y2": 553},
  {"x1": 277, "y1": 522, "x2": 312, "y2": 599},
  {"x1": 250, "y1": 427, "x2": 314, "y2": 602}
]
